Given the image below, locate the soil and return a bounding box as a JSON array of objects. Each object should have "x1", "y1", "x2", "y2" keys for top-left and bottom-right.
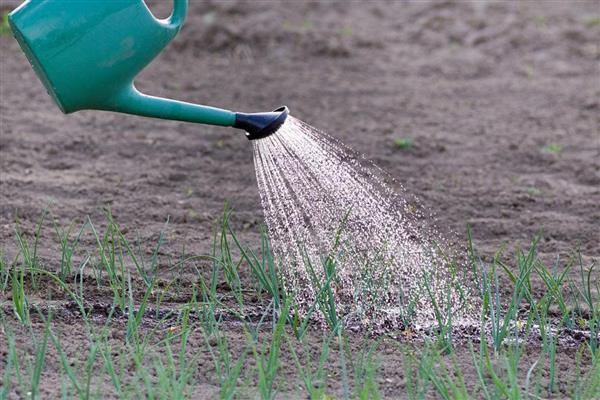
[{"x1": 1, "y1": 0, "x2": 599, "y2": 398}]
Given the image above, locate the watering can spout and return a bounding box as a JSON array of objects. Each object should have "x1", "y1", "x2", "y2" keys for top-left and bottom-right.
[
  {"x1": 234, "y1": 107, "x2": 289, "y2": 140},
  {"x1": 110, "y1": 85, "x2": 236, "y2": 127},
  {"x1": 8, "y1": 0, "x2": 288, "y2": 137}
]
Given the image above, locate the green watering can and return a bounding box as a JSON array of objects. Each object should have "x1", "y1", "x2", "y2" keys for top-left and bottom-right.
[{"x1": 8, "y1": 0, "x2": 288, "y2": 140}]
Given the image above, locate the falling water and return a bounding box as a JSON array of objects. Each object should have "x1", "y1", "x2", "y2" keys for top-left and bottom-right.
[{"x1": 252, "y1": 116, "x2": 477, "y2": 331}]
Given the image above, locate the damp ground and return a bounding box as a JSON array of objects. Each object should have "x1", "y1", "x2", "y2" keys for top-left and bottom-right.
[{"x1": 1, "y1": 0, "x2": 599, "y2": 398}]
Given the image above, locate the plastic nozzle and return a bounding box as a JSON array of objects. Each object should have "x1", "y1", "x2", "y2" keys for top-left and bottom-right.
[{"x1": 233, "y1": 106, "x2": 289, "y2": 140}]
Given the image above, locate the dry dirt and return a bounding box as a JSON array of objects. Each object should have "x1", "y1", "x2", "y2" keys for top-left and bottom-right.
[{"x1": 1, "y1": 0, "x2": 599, "y2": 398}]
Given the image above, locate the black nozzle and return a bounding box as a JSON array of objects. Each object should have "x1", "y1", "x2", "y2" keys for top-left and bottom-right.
[{"x1": 234, "y1": 106, "x2": 289, "y2": 140}]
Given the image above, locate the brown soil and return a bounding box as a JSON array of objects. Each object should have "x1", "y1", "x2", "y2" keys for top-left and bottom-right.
[
  {"x1": 1, "y1": 0, "x2": 599, "y2": 398},
  {"x1": 2, "y1": 310, "x2": 594, "y2": 399}
]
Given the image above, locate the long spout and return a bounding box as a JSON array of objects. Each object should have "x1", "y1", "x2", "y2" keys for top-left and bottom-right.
[
  {"x1": 108, "y1": 84, "x2": 237, "y2": 126},
  {"x1": 107, "y1": 86, "x2": 288, "y2": 139},
  {"x1": 234, "y1": 106, "x2": 289, "y2": 140}
]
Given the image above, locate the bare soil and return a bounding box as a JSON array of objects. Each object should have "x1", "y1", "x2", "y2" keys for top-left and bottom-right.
[{"x1": 1, "y1": 0, "x2": 599, "y2": 398}]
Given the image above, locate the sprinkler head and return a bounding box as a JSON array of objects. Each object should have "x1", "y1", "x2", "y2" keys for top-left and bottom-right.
[{"x1": 234, "y1": 106, "x2": 289, "y2": 140}]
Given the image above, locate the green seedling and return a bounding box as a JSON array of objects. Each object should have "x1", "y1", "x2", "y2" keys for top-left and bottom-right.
[
  {"x1": 88, "y1": 214, "x2": 126, "y2": 308},
  {"x1": 2, "y1": 207, "x2": 600, "y2": 398},
  {"x1": 247, "y1": 299, "x2": 291, "y2": 400},
  {"x1": 394, "y1": 137, "x2": 414, "y2": 150},
  {"x1": 0, "y1": 252, "x2": 9, "y2": 292},
  {"x1": 525, "y1": 64, "x2": 535, "y2": 79},
  {"x1": 543, "y1": 143, "x2": 562, "y2": 154},
  {"x1": 1, "y1": 322, "x2": 17, "y2": 398},
  {"x1": 533, "y1": 15, "x2": 547, "y2": 29},
  {"x1": 421, "y1": 271, "x2": 454, "y2": 353},
  {"x1": 349, "y1": 338, "x2": 382, "y2": 399},
  {"x1": 535, "y1": 255, "x2": 574, "y2": 327},
  {"x1": 425, "y1": 351, "x2": 470, "y2": 400},
  {"x1": 53, "y1": 216, "x2": 87, "y2": 281},
  {"x1": 304, "y1": 251, "x2": 340, "y2": 333},
  {"x1": 478, "y1": 239, "x2": 537, "y2": 352},
  {"x1": 526, "y1": 187, "x2": 542, "y2": 196},
  {"x1": 574, "y1": 255, "x2": 599, "y2": 355},
  {"x1": 202, "y1": 323, "x2": 247, "y2": 400},
  {"x1": 50, "y1": 326, "x2": 99, "y2": 399},
  {"x1": 31, "y1": 312, "x2": 52, "y2": 399},
  {"x1": 585, "y1": 16, "x2": 600, "y2": 28},
  {"x1": 302, "y1": 19, "x2": 315, "y2": 31},
  {"x1": 288, "y1": 333, "x2": 334, "y2": 399},
  {"x1": 11, "y1": 260, "x2": 29, "y2": 326},
  {"x1": 0, "y1": 13, "x2": 10, "y2": 36},
  {"x1": 340, "y1": 26, "x2": 353, "y2": 37},
  {"x1": 214, "y1": 206, "x2": 243, "y2": 305},
  {"x1": 234, "y1": 225, "x2": 285, "y2": 310},
  {"x1": 401, "y1": 344, "x2": 437, "y2": 399},
  {"x1": 14, "y1": 208, "x2": 47, "y2": 291}
]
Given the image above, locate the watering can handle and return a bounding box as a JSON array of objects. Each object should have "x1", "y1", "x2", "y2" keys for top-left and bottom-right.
[{"x1": 161, "y1": 0, "x2": 188, "y2": 32}]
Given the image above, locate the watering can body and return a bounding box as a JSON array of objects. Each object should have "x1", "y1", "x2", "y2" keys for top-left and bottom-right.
[{"x1": 9, "y1": 0, "x2": 236, "y2": 126}]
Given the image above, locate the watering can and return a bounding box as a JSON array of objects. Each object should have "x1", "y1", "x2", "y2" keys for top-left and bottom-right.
[{"x1": 8, "y1": 0, "x2": 288, "y2": 140}]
